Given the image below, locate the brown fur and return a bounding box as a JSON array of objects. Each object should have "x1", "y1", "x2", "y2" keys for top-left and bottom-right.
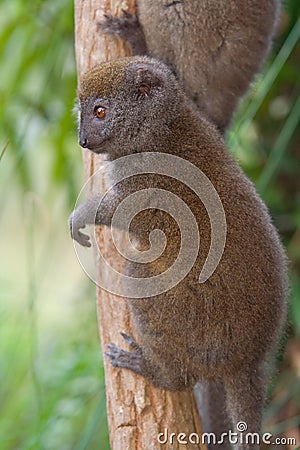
[
  {"x1": 70, "y1": 57, "x2": 287, "y2": 449},
  {"x1": 78, "y1": 59, "x2": 127, "y2": 102},
  {"x1": 100, "y1": 0, "x2": 280, "y2": 131}
]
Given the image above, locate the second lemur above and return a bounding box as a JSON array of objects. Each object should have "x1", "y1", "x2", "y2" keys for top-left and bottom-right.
[{"x1": 100, "y1": 0, "x2": 280, "y2": 131}]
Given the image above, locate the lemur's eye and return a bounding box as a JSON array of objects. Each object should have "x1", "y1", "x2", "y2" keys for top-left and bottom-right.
[{"x1": 94, "y1": 106, "x2": 106, "y2": 119}]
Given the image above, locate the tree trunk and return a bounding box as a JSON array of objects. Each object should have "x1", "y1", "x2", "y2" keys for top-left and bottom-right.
[{"x1": 74, "y1": 1, "x2": 206, "y2": 448}]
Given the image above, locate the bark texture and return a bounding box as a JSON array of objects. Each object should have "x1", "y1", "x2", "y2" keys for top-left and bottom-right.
[{"x1": 74, "y1": 1, "x2": 206, "y2": 448}]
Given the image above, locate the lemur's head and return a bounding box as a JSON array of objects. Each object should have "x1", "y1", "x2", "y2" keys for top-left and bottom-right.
[{"x1": 76, "y1": 56, "x2": 182, "y2": 158}]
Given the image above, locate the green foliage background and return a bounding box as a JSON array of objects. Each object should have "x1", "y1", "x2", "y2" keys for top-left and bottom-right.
[{"x1": 0, "y1": 0, "x2": 299, "y2": 449}]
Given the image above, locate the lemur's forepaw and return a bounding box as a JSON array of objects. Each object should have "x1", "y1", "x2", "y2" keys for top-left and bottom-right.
[
  {"x1": 98, "y1": 10, "x2": 139, "y2": 39},
  {"x1": 69, "y1": 212, "x2": 91, "y2": 248},
  {"x1": 106, "y1": 332, "x2": 144, "y2": 374},
  {"x1": 73, "y1": 228, "x2": 91, "y2": 247}
]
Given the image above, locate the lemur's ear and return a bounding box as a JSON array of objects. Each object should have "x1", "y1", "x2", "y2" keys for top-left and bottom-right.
[
  {"x1": 136, "y1": 66, "x2": 155, "y2": 98},
  {"x1": 127, "y1": 63, "x2": 162, "y2": 99}
]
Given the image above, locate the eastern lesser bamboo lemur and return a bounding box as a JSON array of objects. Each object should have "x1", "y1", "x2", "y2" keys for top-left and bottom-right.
[{"x1": 70, "y1": 2, "x2": 287, "y2": 449}]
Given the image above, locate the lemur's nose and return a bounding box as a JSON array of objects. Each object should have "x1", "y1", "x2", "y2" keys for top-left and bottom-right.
[{"x1": 79, "y1": 137, "x2": 88, "y2": 148}]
